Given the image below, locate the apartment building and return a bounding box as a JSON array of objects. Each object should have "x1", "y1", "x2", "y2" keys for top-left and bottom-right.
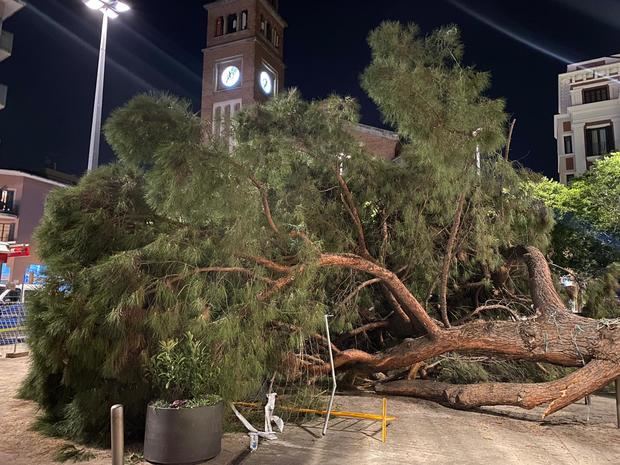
[
  {"x1": 0, "y1": 0, "x2": 25, "y2": 111},
  {"x1": 554, "y1": 55, "x2": 620, "y2": 184},
  {"x1": 0, "y1": 169, "x2": 67, "y2": 285}
]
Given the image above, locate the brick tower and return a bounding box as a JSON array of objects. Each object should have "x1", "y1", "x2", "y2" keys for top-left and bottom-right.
[{"x1": 201, "y1": 0, "x2": 286, "y2": 137}]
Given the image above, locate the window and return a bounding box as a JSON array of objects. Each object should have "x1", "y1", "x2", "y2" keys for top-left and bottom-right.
[
  {"x1": 241, "y1": 10, "x2": 248, "y2": 30},
  {"x1": 566, "y1": 174, "x2": 575, "y2": 184},
  {"x1": 583, "y1": 86, "x2": 609, "y2": 104},
  {"x1": 266, "y1": 22, "x2": 272, "y2": 42},
  {"x1": 260, "y1": 15, "x2": 266, "y2": 34},
  {"x1": 215, "y1": 16, "x2": 224, "y2": 36},
  {"x1": 226, "y1": 14, "x2": 238, "y2": 34},
  {"x1": 563, "y1": 135, "x2": 573, "y2": 154},
  {"x1": 562, "y1": 121, "x2": 572, "y2": 132},
  {"x1": 565, "y1": 157, "x2": 575, "y2": 171},
  {"x1": 0, "y1": 190, "x2": 15, "y2": 213},
  {"x1": 585, "y1": 125, "x2": 615, "y2": 156},
  {"x1": 274, "y1": 30, "x2": 280, "y2": 48},
  {"x1": 0, "y1": 223, "x2": 15, "y2": 241}
]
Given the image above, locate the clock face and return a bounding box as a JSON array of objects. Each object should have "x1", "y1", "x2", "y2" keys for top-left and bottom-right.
[
  {"x1": 221, "y1": 65, "x2": 241, "y2": 88},
  {"x1": 259, "y1": 71, "x2": 273, "y2": 95}
]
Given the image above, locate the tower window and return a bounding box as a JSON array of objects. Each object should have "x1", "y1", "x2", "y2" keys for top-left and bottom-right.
[
  {"x1": 274, "y1": 30, "x2": 280, "y2": 48},
  {"x1": 241, "y1": 10, "x2": 248, "y2": 31},
  {"x1": 563, "y1": 135, "x2": 573, "y2": 154},
  {"x1": 260, "y1": 15, "x2": 266, "y2": 34},
  {"x1": 583, "y1": 86, "x2": 609, "y2": 104},
  {"x1": 565, "y1": 156, "x2": 574, "y2": 171},
  {"x1": 266, "y1": 22, "x2": 272, "y2": 42},
  {"x1": 227, "y1": 14, "x2": 238, "y2": 34},
  {"x1": 215, "y1": 16, "x2": 224, "y2": 37}
]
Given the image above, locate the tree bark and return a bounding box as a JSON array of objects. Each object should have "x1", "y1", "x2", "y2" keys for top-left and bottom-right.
[
  {"x1": 439, "y1": 192, "x2": 466, "y2": 328},
  {"x1": 504, "y1": 118, "x2": 516, "y2": 161},
  {"x1": 376, "y1": 359, "x2": 620, "y2": 417},
  {"x1": 297, "y1": 246, "x2": 620, "y2": 417}
]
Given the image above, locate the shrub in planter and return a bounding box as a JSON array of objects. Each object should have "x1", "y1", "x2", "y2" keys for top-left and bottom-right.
[{"x1": 144, "y1": 333, "x2": 223, "y2": 465}]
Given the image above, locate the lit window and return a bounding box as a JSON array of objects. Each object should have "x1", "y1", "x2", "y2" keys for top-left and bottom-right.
[
  {"x1": 241, "y1": 10, "x2": 248, "y2": 30},
  {"x1": 0, "y1": 223, "x2": 15, "y2": 242},
  {"x1": 260, "y1": 15, "x2": 266, "y2": 34},
  {"x1": 0, "y1": 190, "x2": 14, "y2": 213},
  {"x1": 227, "y1": 14, "x2": 238, "y2": 34}
]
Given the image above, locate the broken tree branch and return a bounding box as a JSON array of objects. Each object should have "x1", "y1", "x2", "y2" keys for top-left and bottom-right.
[
  {"x1": 439, "y1": 191, "x2": 467, "y2": 328},
  {"x1": 335, "y1": 169, "x2": 372, "y2": 260}
]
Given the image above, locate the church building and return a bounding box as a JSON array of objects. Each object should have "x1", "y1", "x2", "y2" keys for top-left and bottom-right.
[{"x1": 201, "y1": 0, "x2": 400, "y2": 160}]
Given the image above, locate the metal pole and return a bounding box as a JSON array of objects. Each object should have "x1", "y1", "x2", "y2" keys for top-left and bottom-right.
[
  {"x1": 111, "y1": 404, "x2": 124, "y2": 465},
  {"x1": 322, "y1": 314, "x2": 337, "y2": 436},
  {"x1": 87, "y1": 13, "x2": 109, "y2": 172},
  {"x1": 616, "y1": 378, "x2": 620, "y2": 429}
]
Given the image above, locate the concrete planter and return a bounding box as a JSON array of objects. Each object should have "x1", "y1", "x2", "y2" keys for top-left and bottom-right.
[{"x1": 144, "y1": 402, "x2": 223, "y2": 464}]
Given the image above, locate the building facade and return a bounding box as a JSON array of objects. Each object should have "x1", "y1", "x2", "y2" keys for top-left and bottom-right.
[
  {"x1": 554, "y1": 55, "x2": 620, "y2": 184},
  {"x1": 201, "y1": 0, "x2": 286, "y2": 140},
  {"x1": 0, "y1": 0, "x2": 25, "y2": 111},
  {"x1": 0, "y1": 170, "x2": 67, "y2": 285}
]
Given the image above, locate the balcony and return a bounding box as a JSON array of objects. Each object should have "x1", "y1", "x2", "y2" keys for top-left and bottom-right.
[
  {"x1": 0, "y1": 84, "x2": 6, "y2": 111},
  {"x1": 0, "y1": 30, "x2": 14, "y2": 62}
]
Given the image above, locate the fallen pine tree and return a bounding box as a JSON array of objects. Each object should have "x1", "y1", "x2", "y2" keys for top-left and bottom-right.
[{"x1": 22, "y1": 22, "x2": 619, "y2": 444}]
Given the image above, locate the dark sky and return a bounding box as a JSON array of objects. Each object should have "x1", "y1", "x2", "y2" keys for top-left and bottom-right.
[{"x1": 0, "y1": 0, "x2": 618, "y2": 178}]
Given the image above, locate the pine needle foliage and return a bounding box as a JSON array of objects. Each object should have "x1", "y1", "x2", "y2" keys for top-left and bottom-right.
[{"x1": 23, "y1": 24, "x2": 552, "y2": 444}]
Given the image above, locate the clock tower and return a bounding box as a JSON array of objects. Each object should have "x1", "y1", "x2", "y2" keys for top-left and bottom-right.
[{"x1": 201, "y1": 0, "x2": 286, "y2": 137}]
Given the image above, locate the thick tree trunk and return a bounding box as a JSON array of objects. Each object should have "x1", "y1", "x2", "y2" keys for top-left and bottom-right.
[
  {"x1": 316, "y1": 311, "x2": 620, "y2": 373},
  {"x1": 305, "y1": 246, "x2": 620, "y2": 417},
  {"x1": 376, "y1": 359, "x2": 620, "y2": 417}
]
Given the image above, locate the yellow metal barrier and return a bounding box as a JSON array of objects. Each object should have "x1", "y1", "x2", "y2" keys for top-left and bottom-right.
[{"x1": 234, "y1": 398, "x2": 394, "y2": 443}]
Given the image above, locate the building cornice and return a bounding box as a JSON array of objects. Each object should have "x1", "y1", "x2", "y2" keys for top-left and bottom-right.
[
  {"x1": 353, "y1": 123, "x2": 399, "y2": 141},
  {"x1": 0, "y1": 169, "x2": 68, "y2": 188},
  {"x1": 0, "y1": 0, "x2": 25, "y2": 21},
  {"x1": 203, "y1": 0, "x2": 287, "y2": 28},
  {"x1": 559, "y1": 62, "x2": 620, "y2": 81},
  {"x1": 203, "y1": 37, "x2": 286, "y2": 68}
]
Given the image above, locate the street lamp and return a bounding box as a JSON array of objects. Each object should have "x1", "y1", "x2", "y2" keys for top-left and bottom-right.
[{"x1": 83, "y1": 0, "x2": 131, "y2": 172}]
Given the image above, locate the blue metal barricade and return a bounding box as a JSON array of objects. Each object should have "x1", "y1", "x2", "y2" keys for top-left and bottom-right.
[{"x1": 0, "y1": 302, "x2": 26, "y2": 347}]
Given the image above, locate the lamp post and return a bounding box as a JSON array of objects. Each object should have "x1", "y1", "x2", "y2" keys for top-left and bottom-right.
[{"x1": 83, "y1": 0, "x2": 130, "y2": 172}]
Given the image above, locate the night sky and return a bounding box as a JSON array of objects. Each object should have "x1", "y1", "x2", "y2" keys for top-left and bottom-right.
[{"x1": 0, "y1": 0, "x2": 618, "y2": 178}]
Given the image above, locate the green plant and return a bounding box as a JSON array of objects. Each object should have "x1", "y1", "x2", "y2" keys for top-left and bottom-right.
[
  {"x1": 53, "y1": 444, "x2": 96, "y2": 463},
  {"x1": 148, "y1": 332, "x2": 220, "y2": 406}
]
